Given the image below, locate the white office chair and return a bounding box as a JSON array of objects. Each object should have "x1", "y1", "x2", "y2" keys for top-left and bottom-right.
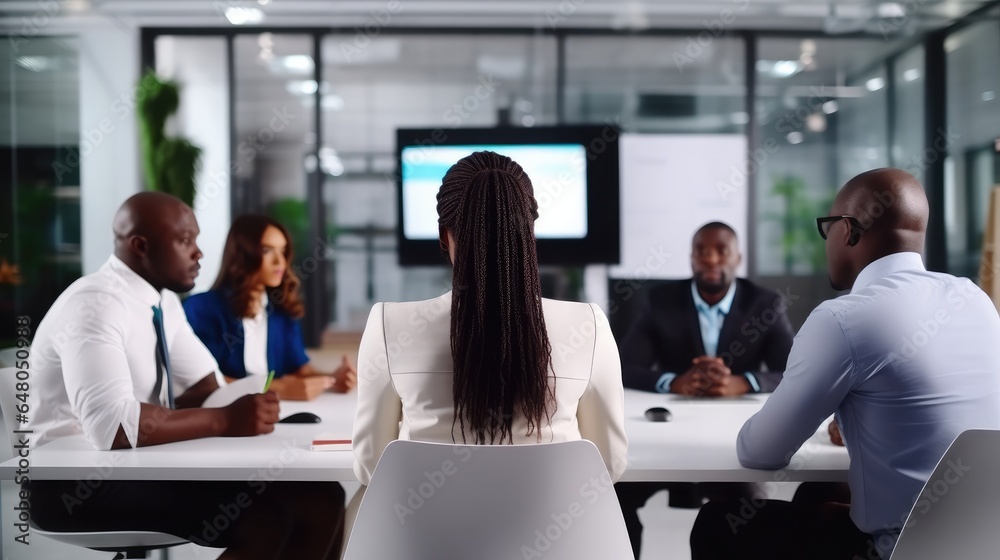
[
  {"x1": 889, "y1": 429, "x2": 1000, "y2": 560},
  {"x1": 343, "y1": 439, "x2": 634, "y2": 560},
  {"x1": 0, "y1": 367, "x2": 188, "y2": 559}
]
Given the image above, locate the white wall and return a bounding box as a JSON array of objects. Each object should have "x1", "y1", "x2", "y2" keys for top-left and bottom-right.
[
  {"x1": 78, "y1": 23, "x2": 141, "y2": 274},
  {"x1": 157, "y1": 36, "x2": 231, "y2": 292}
]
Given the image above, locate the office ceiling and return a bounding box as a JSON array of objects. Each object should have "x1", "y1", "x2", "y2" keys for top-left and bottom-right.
[{"x1": 0, "y1": 0, "x2": 997, "y2": 33}]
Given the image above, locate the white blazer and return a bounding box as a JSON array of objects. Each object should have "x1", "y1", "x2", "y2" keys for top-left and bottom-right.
[{"x1": 352, "y1": 291, "x2": 629, "y2": 485}]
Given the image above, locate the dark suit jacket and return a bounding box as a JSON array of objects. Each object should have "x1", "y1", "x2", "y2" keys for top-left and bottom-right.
[{"x1": 620, "y1": 278, "x2": 794, "y2": 393}]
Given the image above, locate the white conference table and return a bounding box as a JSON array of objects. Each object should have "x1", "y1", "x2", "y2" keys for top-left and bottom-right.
[{"x1": 0, "y1": 390, "x2": 848, "y2": 483}]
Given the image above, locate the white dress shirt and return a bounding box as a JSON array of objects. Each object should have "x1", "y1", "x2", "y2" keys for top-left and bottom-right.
[
  {"x1": 29, "y1": 256, "x2": 220, "y2": 450},
  {"x1": 242, "y1": 294, "x2": 269, "y2": 376},
  {"x1": 353, "y1": 291, "x2": 629, "y2": 486},
  {"x1": 737, "y1": 252, "x2": 1000, "y2": 558}
]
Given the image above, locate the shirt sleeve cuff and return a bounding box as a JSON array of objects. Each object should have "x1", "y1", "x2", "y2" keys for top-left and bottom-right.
[
  {"x1": 655, "y1": 373, "x2": 676, "y2": 394},
  {"x1": 743, "y1": 372, "x2": 761, "y2": 393}
]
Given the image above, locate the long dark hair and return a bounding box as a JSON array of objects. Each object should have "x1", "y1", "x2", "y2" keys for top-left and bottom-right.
[
  {"x1": 212, "y1": 214, "x2": 304, "y2": 319},
  {"x1": 437, "y1": 151, "x2": 554, "y2": 444}
]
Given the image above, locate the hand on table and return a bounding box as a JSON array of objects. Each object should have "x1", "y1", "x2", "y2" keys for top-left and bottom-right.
[
  {"x1": 330, "y1": 355, "x2": 357, "y2": 393},
  {"x1": 828, "y1": 419, "x2": 845, "y2": 446},
  {"x1": 269, "y1": 375, "x2": 328, "y2": 401},
  {"x1": 670, "y1": 357, "x2": 750, "y2": 397}
]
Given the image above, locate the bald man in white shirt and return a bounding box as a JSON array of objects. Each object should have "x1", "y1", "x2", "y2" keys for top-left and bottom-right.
[
  {"x1": 690, "y1": 169, "x2": 1000, "y2": 560},
  {"x1": 28, "y1": 192, "x2": 344, "y2": 560}
]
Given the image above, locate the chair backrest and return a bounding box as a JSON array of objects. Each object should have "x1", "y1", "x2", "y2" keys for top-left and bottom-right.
[
  {"x1": 343, "y1": 439, "x2": 634, "y2": 560},
  {"x1": 889, "y1": 429, "x2": 1000, "y2": 560}
]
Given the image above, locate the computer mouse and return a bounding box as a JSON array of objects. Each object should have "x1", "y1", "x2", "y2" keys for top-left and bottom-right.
[
  {"x1": 278, "y1": 412, "x2": 322, "y2": 424},
  {"x1": 645, "y1": 407, "x2": 672, "y2": 422}
]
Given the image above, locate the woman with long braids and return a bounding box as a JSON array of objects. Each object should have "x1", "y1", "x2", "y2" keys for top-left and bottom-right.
[{"x1": 352, "y1": 151, "x2": 627, "y2": 489}]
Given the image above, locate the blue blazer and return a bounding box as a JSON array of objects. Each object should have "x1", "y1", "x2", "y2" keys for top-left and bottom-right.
[{"x1": 183, "y1": 289, "x2": 310, "y2": 379}]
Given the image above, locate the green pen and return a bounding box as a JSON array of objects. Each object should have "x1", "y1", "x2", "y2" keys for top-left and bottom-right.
[{"x1": 263, "y1": 370, "x2": 276, "y2": 393}]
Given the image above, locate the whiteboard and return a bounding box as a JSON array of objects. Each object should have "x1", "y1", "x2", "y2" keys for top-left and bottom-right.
[{"x1": 610, "y1": 134, "x2": 748, "y2": 279}]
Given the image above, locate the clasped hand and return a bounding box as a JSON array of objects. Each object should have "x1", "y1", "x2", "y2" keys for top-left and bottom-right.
[{"x1": 669, "y1": 356, "x2": 750, "y2": 397}]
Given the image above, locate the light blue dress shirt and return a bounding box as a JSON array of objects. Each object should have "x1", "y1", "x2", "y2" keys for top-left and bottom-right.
[
  {"x1": 737, "y1": 252, "x2": 1000, "y2": 558},
  {"x1": 691, "y1": 280, "x2": 736, "y2": 358},
  {"x1": 656, "y1": 281, "x2": 759, "y2": 393}
]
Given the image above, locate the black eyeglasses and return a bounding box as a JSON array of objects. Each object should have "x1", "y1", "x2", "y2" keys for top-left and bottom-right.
[{"x1": 816, "y1": 216, "x2": 867, "y2": 240}]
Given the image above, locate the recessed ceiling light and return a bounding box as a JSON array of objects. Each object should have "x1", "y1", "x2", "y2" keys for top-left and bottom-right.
[
  {"x1": 756, "y1": 60, "x2": 802, "y2": 78},
  {"x1": 865, "y1": 77, "x2": 885, "y2": 92},
  {"x1": 730, "y1": 112, "x2": 750, "y2": 125},
  {"x1": 286, "y1": 80, "x2": 318, "y2": 95},
  {"x1": 15, "y1": 56, "x2": 54, "y2": 72},
  {"x1": 322, "y1": 94, "x2": 345, "y2": 111},
  {"x1": 822, "y1": 101, "x2": 839, "y2": 114},
  {"x1": 64, "y1": 0, "x2": 90, "y2": 12},
  {"x1": 786, "y1": 132, "x2": 804, "y2": 145},
  {"x1": 281, "y1": 55, "x2": 314, "y2": 73},
  {"x1": 225, "y1": 7, "x2": 264, "y2": 25},
  {"x1": 903, "y1": 69, "x2": 920, "y2": 82},
  {"x1": 983, "y1": 91, "x2": 996, "y2": 102},
  {"x1": 771, "y1": 60, "x2": 801, "y2": 78},
  {"x1": 877, "y1": 3, "x2": 906, "y2": 18},
  {"x1": 806, "y1": 113, "x2": 826, "y2": 132}
]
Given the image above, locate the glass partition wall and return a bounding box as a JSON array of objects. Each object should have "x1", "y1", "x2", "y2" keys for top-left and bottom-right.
[
  {"x1": 1, "y1": 37, "x2": 81, "y2": 347},
  {"x1": 145, "y1": 17, "x2": 1000, "y2": 338}
]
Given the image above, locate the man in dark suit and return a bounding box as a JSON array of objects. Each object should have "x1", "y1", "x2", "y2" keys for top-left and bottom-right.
[{"x1": 615, "y1": 222, "x2": 795, "y2": 558}]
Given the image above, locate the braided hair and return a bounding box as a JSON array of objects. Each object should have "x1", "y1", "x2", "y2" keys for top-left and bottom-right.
[{"x1": 436, "y1": 151, "x2": 554, "y2": 444}]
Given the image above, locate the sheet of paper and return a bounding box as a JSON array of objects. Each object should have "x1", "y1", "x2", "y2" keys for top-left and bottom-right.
[{"x1": 201, "y1": 375, "x2": 267, "y2": 409}]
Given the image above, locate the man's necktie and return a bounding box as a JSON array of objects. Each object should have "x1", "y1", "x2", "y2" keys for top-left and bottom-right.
[{"x1": 152, "y1": 304, "x2": 176, "y2": 409}]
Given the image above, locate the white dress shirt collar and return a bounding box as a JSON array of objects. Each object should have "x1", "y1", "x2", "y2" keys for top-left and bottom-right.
[
  {"x1": 106, "y1": 254, "x2": 163, "y2": 307},
  {"x1": 243, "y1": 293, "x2": 270, "y2": 377},
  {"x1": 691, "y1": 279, "x2": 737, "y2": 316},
  {"x1": 851, "y1": 252, "x2": 925, "y2": 294}
]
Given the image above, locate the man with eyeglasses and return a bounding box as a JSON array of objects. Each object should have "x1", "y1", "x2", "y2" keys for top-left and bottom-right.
[{"x1": 690, "y1": 168, "x2": 1000, "y2": 560}]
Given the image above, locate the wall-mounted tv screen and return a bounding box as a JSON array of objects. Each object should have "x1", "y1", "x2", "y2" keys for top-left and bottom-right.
[{"x1": 396, "y1": 126, "x2": 620, "y2": 266}]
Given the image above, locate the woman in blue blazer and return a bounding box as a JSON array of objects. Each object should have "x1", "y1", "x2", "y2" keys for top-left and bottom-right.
[{"x1": 184, "y1": 214, "x2": 355, "y2": 399}]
